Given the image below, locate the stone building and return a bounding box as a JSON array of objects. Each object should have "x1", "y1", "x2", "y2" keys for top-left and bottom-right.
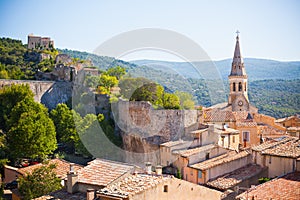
[
  {"x1": 251, "y1": 136, "x2": 300, "y2": 178},
  {"x1": 27, "y1": 34, "x2": 54, "y2": 50},
  {"x1": 97, "y1": 173, "x2": 223, "y2": 200},
  {"x1": 184, "y1": 150, "x2": 252, "y2": 185}
]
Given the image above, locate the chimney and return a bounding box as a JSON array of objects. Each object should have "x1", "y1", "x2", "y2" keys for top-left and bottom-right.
[
  {"x1": 86, "y1": 188, "x2": 95, "y2": 200},
  {"x1": 155, "y1": 165, "x2": 162, "y2": 176},
  {"x1": 67, "y1": 163, "x2": 78, "y2": 194},
  {"x1": 208, "y1": 124, "x2": 214, "y2": 133},
  {"x1": 145, "y1": 162, "x2": 152, "y2": 174}
]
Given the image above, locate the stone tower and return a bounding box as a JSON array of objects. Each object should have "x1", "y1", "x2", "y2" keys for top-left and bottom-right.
[{"x1": 228, "y1": 32, "x2": 250, "y2": 111}]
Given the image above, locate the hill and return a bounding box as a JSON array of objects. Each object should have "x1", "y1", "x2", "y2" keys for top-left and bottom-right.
[
  {"x1": 132, "y1": 58, "x2": 300, "y2": 80},
  {"x1": 61, "y1": 49, "x2": 299, "y2": 118}
]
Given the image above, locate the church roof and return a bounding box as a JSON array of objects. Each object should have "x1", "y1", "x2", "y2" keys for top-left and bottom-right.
[{"x1": 229, "y1": 32, "x2": 247, "y2": 76}]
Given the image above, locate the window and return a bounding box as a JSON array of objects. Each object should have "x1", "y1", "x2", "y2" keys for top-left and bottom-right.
[
  {"x1": 239, "y1": 82, "x2": 242, "y2": 91},
  {"x1": 233, "y1": 82, "x2": 236, "y2": 91},
  {"x1": 198, "y1": 171, "x2": 202, "y2": 178},
  {"x1": 164, "y1": 185, "x2": 168, "y2": 192},
  {"x1": 243, "y1": 131, "x2": 250, "y2": 142},
  {"x1": 206, "y1": 153, "x2": 210, "y2": 160}
]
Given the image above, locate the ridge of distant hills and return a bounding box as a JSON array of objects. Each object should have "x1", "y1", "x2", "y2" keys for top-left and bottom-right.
[
  {"x1": 60, "y1": 49, "x2": 299, "y2": 118},
  {"x1": 132, "y1": 58, "x2": 300, "y2": 80}
]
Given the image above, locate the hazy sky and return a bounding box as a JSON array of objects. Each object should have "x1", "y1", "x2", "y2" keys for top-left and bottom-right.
[{"x1": 0, "y1": 0, "x2": 299, "y2": 61}]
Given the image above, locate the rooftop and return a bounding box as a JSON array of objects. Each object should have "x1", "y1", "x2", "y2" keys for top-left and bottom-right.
[
  {"x1": 262, "y1": 139, "x2": 300, "y2": 158},
  {"x1": 173, "y1": 144, "x2": 215, "y2": 158},
  {"x1": 77, "y1": 159, "x2": 135, "y2": 187},
  {"x1": 236, "y1": 172, "x2": 300, "y2": 200},
  {"x1": 213, "y1": 127, "x2": 240, "y2": 135},
  {"x1": 251, "y1": 136, "x2": 294, "y2": 152},
  {"x1": 236, "y1": 121, "x2": 257, "y2": 127},
  {"x1": 190, "y1": 150, "x2": 250, "y2": 171},
  {"x1": 33, "y1": 189, "x2": 86, "y2": 200},
  {"x1": 18, "y1": 159, "x2": 83, "y2": 179},
  {"x1": 203, "y1": 110, "x2": 236, "y2": 122},
  {"x1": 99, "y1": 174, "x2": 172, "y2": 198},
  {"x1": 160, "y1": 140, "x2": 190, "y2": 148},
  {"x1": 206, "y1": 164, "x2": 265, "y2": 190}
]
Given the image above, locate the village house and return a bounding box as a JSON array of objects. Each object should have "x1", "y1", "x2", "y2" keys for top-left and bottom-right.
[
  {"x1": 29, "y1": 159, "x2": 138, "y2": 200},
  {"x1": 3, "y1": 158, "x2": 83, "y2": 200},
  {"x1": 206, "y1": 163, "x2": 267, "y2": 193},
  {"x1": 236, "y1": 171, "x2": 300, "y2": 200},
  {"x1": 184, "y1": 150, "x2": 252, "y2": 185},
  {"x1": 251, "y1": 137, "x2": 300, "y2": 178},
  {"x1": 97, "y1": 171, "x2": 224, "y2": 200}
]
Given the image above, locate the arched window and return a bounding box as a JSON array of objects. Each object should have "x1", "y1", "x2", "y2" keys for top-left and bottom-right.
[
  {"x1": 244, "y1": 83, "x2": 247, "y2": 91},
  {"x1": 239, "y1": 82, "x2": 242, "y2": 91},
  {"x1": 233, "y1": 82, "x2": 236, "y2": 91}
]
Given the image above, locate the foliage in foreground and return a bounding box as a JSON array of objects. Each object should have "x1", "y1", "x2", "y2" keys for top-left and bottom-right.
[{"x1": 18, "y1": 163, "x2": 62, "y2": 200}]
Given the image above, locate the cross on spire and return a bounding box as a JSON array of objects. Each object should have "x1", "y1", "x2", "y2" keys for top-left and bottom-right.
[{"x1": 236, "y1": 30, "x2": 240, "y2": 36}]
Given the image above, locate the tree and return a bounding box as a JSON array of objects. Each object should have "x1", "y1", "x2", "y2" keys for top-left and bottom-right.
[
  {"x1": 130, "y1": 82, "x2": 164, "y2": 107},
  {"x1": 98, "y1": 74, "x2": 118, "y2": 94},
  {"x1": 18, "y1": 163, "x2": 62, "y2": 200},
  {"x1": 119, "y1": 77, "x2": 151, "y2": 100},
  {"x1": 163, "y1": 93, "x2": 180, "y2": 109},
  {"x1": 175, "y1": 91, "x2": 195, "y2": 110},
  {"x1": 104, "y1": 66, "x2": 126, "y2": 80},
  {"x1": 6, "y1": 98, "x2": 57, "y2": 160},
  {"x1": 50, "y1": 103, "x2": 79, "y2": 144},
  {"x1": 0, "y1": 84, "x2": 34, "y2": 131}
]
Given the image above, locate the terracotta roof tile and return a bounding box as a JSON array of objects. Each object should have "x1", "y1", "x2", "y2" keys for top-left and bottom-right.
[
  {"x1": 251, "y1": 137, "x2": 294, "y2": 152},
  {"x1": 206, "y1": 164, "x2": 265, "y2": 190},
  {"x1": 160, "y1": 140, "x2": 190, "y2": 148},
  {"x1": 173, "y1": 144, "x2": 215, "y2": 158},
  {"x1": 190, "y1": 151, "x2": 250, "y2": 170},
  {"x1": 18, "y1": 159, "x2": 83, "y2": 179},
  {"x1": 77, "y1": 159, "x2": 135, "y2": 187},
  {"x1": 203, "y1": 110, "x2": 236, "y2": 122},
  {"x1": 236, "y1": 172, "x2": 300, "y2": 200},
  {"x1": 99, "y1": 174, "x2": 172, "y2": 198},
  {"x1": 262, "y1": 139, "x2": 300, "y2": 158}
]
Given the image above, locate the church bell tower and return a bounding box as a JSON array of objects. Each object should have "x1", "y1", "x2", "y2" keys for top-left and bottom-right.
[{"x1": 228, "y1": 31, "x2": 250, "y2": 111}]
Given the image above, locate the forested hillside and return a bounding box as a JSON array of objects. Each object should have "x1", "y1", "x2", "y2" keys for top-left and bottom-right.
[{"x1": 1, "y1": 38, "x2": 298, "y2": 118}]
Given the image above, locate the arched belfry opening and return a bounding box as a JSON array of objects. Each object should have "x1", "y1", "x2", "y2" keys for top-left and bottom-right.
[{"x1": 238, "y1": 82, "x2": 242, "y2": 91}]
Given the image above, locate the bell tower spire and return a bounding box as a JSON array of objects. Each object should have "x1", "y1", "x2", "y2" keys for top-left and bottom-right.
[{"x1": 228, "y1": 31, "x2": 249, "y2": 111}]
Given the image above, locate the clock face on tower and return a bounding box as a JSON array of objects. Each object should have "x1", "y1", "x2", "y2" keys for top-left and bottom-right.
[{"x1": 238, "y1": 100, "x2": 243, "y2": 106}]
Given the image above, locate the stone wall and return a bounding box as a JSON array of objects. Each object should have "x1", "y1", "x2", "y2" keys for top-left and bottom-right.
[
  {"x1": 0, "y1": 79, "x2": 72, "y2": 110},
  {"x1": 111, "y1": 100, "x2": 200, "y2": 165}
]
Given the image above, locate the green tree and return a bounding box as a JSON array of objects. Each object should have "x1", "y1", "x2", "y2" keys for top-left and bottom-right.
[
  {"x1": 130, "y1": 82, "x2": 164, "y2": 107},
  {"x1": 50, "y1": 103, "x2": 80, "y2": 144},
  {"x1": 18, "y1": 163, "x2": 62, "y2": 200},
  {"x1": 163, "y1": 93, "x2": 180, "y2": 109},
  {"x1": 119, "y1": 77, "x2": 150, "y2": 100},
  {"x1": 6, "y1": 98, "x2": 57, "y2": 160},
  {"x1": 104, "y1": 66, "x2": 126, "y2": 80},
  {"x1": 175, "y1": 91, "x2": 195, "y2": 110},
  {"x1": 0, "y1": 84, "x2": 34, "y2": 131},
  {"x1": 0, "y1": 70, "x2": 9, "y2": 79},
  {"x1": 98, "y1": 74, "x2": 118, "y2": 94}
]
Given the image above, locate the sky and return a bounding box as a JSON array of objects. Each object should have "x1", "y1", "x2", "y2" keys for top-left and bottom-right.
[{"x1": 0, "y1": 0, "x2": 299, "y2": 62}]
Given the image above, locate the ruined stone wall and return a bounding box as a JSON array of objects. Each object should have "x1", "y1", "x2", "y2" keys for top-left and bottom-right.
[
  {"x1": 0, "y1": 79, "x2": 72, "y2": 110},
  {"x1": 114, "y1": 100, "x2": 200, "y2": 142},
  {"x1": 112, "y1": 100, "x2": 200, "y2": 165}
]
